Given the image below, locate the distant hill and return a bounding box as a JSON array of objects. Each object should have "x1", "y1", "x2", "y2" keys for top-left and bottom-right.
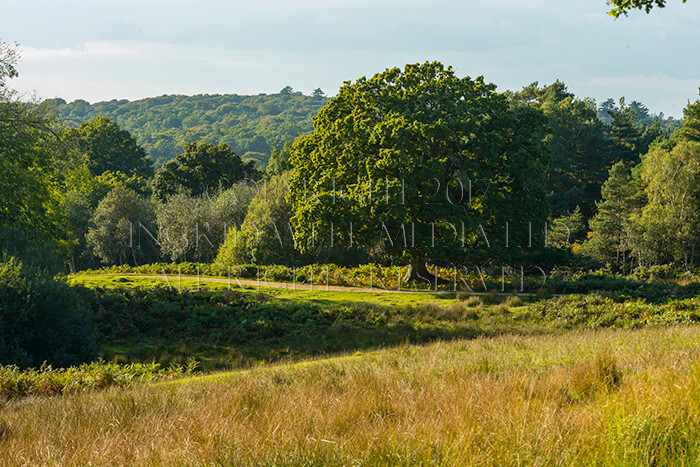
[{"x1": 50, "y1": 91, "x2": 329, "y2": 169}]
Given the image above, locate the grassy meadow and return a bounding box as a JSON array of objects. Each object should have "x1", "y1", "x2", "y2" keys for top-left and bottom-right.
[
  {"x1": 68, "y1": 273, "x2": 544, "y2": 372},
  {"x1": 2, "y1": 326, "x2": 700, "y2": 465},
  {"x1": 0, "y1": 273, "x2": 697, "y2": 464}
]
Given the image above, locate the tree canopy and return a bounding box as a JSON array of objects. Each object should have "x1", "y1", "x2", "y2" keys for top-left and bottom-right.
[
  {"x1": 289, "y1": 62, "x2": 550, "y2": 280},
  {"x1": 607, "y1": 0, "x2": 687, "y2": 17},
  {"x1": 1, "y1": 40, "x2": 77, "y2": 246},
  {"x1": 153, "y1": 142, "x2": 257, "y2": 200},
  {"x1": 63, "y1": 116, "x2": 154, "y2": 179},
  {"x1": 51, "y1": 92, "x2": 328, "y2": 169},
  {"x1": 86, "y1": 186, "x2": 155, "y2": 265}
]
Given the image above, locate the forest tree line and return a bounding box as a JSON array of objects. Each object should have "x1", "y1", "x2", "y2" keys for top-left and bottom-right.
[{"x1": 1, "y1": 44, "x2": 698, "y2": 280}]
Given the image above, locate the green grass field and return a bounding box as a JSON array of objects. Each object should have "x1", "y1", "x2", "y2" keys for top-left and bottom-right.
[
  {"x1": 68, "y1": 273, "x2": 460, "y2": 308},
  {"x1": 69, "y1": 273, "x2": 542, "y2": 372}
]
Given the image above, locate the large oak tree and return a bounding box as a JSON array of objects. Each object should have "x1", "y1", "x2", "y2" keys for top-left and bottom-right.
[
  {"x1": 63, "y1": 116, "x2": 154, "y2": 179},
  {"x1": 289, "y1": 62, "x2": 549, "y2": 281}
]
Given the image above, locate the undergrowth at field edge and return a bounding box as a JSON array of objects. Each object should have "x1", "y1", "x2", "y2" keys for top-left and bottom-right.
[
  {"x1": 77, "y1": 262, "x2": 700, "y2": 299},
  {"x1": 530, "y1": 293, "x2": 700, "y2": 328},
  {"x1": 68, "y1": 275, "x2": 700, "y2": 373},
  {"x1": 0, "y1": 360, "x2": 195, "y2": 400}
]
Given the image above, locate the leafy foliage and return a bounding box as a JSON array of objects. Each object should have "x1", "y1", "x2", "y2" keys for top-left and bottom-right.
[
  {"x1": 216, "y1": 174, "x2": 300, "y2": 265},
  {"x1": 0, "y1": 359, "x2": 192, "y2": 400},
  {"x1": 508, "y1": 81, "x2": 611, "y2": 217},
  {"x1": 638, "y1": 140, "x2": 700, "y2": 268},
  {"x1": 584, "y1": 162, "x2": 644, "y2": 270},
  {"x1": 51, "y1": 92, "x2": 329, "y2": 169},
  {"x1": 1, "y1": 39, "x2": 90, "y2": 269},
  {"x1": 588, "y1": 95, "x2": 700, "y2": 271},
  {"x1": 266, "y1": 141, "x2": 293, "y2": 176},
  {"x1": 607, "y1": 0, "x2": 686, "y2": 17},
  {"x1": 530, "y1": 293, "x2": 700, "y2": 328},
  {"x1": 0, "y1": 257, "x2": 95, "y2": 368},
  {"x1": 153, "y1": 142, "x2": 257, "y2": 200},
  {"x1": 62, "y1": 116, "x2": 154, "y2": 179},
  {"x1": 86, "y1": 186, "x2": 156, "y2": 265},
  {"x1": 1, "y1": 78, "x2": 66, "y2": 242},
  {"x1": 290, "y1": 62, "x2": 550, "y2": 279},
  {"x1": 0, "y1": 40, "x2": 19, "y2": 83},
  {"x1": 508, "y1": 84, "x2": 674, "y2": 218},
  {"x1": 155, "y1": 192, "x2": 217, "y2": 263}
]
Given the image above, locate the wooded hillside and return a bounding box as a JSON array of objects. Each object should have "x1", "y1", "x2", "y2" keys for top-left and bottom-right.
[{"x1": 50, "y1": 89, "x2": 329, "y2": 168}]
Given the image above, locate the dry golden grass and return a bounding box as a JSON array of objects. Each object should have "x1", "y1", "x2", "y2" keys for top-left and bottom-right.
[{"x1": 1, "y1": 327, "x2": 700, "y2": 465}]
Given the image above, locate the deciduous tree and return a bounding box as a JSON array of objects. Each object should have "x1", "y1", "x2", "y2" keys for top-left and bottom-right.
[
  {"x1": 289, "y1": 62, "x2": 549, "y2": 281},
  {"x1": 63, "y1": 116, "x2": 153, "y2": 179},
  {"x1": 86, "y1": 186, "x2": 155, "y2": 265},
  {"x1": 153, "y1": 142, "x2": 257, "y2": 200}
]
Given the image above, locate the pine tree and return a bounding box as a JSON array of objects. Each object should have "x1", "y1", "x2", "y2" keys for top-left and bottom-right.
[{"x1": 584, "y1": 162, "x2": 643, "y2": 271}]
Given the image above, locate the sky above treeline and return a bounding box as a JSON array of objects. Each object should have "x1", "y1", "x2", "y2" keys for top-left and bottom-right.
[{"x1": 2, "y1": 0, "x2": 698, "y2": 118}]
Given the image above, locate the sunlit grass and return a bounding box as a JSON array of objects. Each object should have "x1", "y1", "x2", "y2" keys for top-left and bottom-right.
[
  {"x1": 1, "y1": 327, "x2": 699, "y2": 464},
  {"x1": 68, "y1": 273, "x2": 460, "y2": 308}
]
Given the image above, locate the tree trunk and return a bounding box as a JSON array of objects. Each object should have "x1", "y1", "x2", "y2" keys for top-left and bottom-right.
[{"x1": 403, "y1": 255, "x2": 434, "y2": 284}]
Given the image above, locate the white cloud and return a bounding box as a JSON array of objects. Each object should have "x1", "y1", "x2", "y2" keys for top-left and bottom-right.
[{"x1": 21, "y1": 42, "x2": 142, "y2": 60}]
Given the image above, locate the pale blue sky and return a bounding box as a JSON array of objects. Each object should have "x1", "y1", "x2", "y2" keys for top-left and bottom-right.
[{"x1": 2, "y1": 0, "x2": 698, "y2": 118}]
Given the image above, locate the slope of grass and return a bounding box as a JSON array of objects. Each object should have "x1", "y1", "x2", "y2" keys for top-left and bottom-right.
[
  {"x1": 76, "y1": 284, "x2": 536, "y2": 372},
  {"x1": 69, "y1": 274, "x2": 700, "y2": 373},
  {"x1": 1, "y1": 327, "x2": 699, "y2": 464}
]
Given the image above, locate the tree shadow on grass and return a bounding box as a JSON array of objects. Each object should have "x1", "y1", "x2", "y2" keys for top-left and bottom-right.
[{"x1": 87, "y1": 286, "x2": 547, "y2": 372}]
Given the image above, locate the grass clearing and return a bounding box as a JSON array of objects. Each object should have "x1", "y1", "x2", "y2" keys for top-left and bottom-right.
[
  {"x1": 68, "y1": 273, "x2": 698, "y2": 374},
  {"x1": 84, "y1": 284, "x2": 543, "y2": 372},
  {"x1": 68, "y1": 273, "x2": 458, "y2": 309},
  {"x1": 1, "y1": 326, "x2": 700, "y2": 464}
]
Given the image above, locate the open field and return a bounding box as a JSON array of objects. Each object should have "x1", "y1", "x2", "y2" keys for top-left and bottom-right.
[
  {"x1": 68, "y1": 273, "x2": 461, "y2": 309},
  {"x1": 67, "y1": 273, "x2": 700, "y2": 372},
  {"x1": 68, "y1": 274, "x2": 545, "y2": 372},
  {"x1": 2, "y1": 326, "x2": 700, "y2": 465},
  {"x1": 1, "y1": 272, "x2": 696, "y2": 465}
]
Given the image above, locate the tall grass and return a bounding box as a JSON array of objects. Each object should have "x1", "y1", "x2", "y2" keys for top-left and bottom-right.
[{"x1": 1, "y1": 327, "x2": 699, "y2": 464}]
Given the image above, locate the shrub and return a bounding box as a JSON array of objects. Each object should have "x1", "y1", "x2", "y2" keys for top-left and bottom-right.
[
  {"x1": 456, "y1": 291, "x2": 471, "y2": 301},
  {"x1": 464, "y1": 296, "x2": 482, "y2": 308},
  {"x1": 481, "y1": 290, "x2": 500, "y2": 305},
  {"x1": 496, "y1": 304, "x2": 511, "y2": 315},
  {"x1": 506, "y1": 295, "x2": 523, "y2": 307},
  {"x1": 0, "y1": 256, "x2": 96, "y2": 368},
  {"x1": 0, "y1": 359, "x2": 192, "y2": 400},
  {"x1": 536, "y1": 287, "x2": 553, "y2": 301}
]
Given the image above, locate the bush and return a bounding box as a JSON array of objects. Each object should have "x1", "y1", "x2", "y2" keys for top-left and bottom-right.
[
  {"x1": 481, "y1": 290, "x2": 500, "y2": 305},
  {"x1": 0, "y1": 256, "x2": 96, "y2": 368},
  {"x1": 0, "y1": 359, "x2": 192, "y2": 400},
  {"x1": 456, "y1": 291, "x2": 471, "y2": 301},
  {"x1": 463, "y1": 296, "x2": 482, "y2": 308},
  {"x1": 536, "y1": 287, "x2": 553, "y2": 301},
  {"x1": 506, "y1": 295, "x2": 523, "y2": 307}
]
